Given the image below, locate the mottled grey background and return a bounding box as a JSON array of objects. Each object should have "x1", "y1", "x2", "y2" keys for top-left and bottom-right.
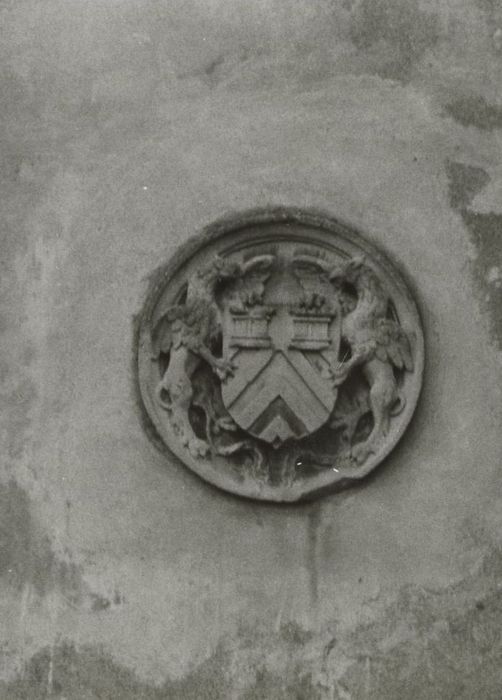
[{"x1": 1, "y1": 0, "x2": 502, "y2": 698}]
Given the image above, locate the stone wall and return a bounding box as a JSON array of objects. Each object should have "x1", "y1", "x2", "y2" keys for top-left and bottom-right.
[{"x1": 1, "y1": 1, "x2": 501, "y2": 697}]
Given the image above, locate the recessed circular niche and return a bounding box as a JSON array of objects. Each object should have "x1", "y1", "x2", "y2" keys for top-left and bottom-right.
[{"x1": 136, "y1": 209, "x2": 424, "y2": 502}]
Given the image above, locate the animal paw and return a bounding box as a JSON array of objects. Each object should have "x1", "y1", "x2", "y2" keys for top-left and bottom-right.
[
  {"x1": 351, "y1": 441, "x2": 375, "y2": 465},
  {"x1": 187, "y1": 437, "x2": 210, "y2": 458},
  {"x1": 214, "y1": 357, "x2": 236, "y2": 381},
  {"x1": 215, "y1": 416, "x2": 238, "y2": 432},
  {"x1": 331, "y1": 365, "x2": 350, "y2": 387}
]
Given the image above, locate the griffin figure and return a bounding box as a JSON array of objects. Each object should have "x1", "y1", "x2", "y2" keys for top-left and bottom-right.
[
  {"x1": 293, "y1": 254, "x2": 414, "y2": 465},
  {"x1": 329, "y1": 257, "x2": 414, "y2": 463},
  {"x1": 151, "y1": 254, "x2": 275, "y2": 458}
]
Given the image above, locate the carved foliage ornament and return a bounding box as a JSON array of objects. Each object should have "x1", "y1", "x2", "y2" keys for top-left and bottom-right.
[{"x1": 136, "y1": 210, "x2": 424, "y2": 502}]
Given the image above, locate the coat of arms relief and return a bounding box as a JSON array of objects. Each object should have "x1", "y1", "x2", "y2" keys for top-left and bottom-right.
[{"x1": 137, "y1": 210, "x2": 424, "y2": 501}]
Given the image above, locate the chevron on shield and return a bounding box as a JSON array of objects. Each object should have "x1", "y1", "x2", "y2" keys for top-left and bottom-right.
[{"x1": 221, "y1": 305, "x2": 339, "y2": 447}]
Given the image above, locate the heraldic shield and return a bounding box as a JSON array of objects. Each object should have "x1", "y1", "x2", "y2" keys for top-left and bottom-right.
[
  {"x1": 138, "y1": 210, "x2": 424, "y2": 501},
  {"x1": 221, "y1": 263, "x2": 341, "y2": 447}
]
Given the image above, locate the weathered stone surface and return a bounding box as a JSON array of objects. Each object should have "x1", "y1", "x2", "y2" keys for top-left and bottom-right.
[
  {"x1": 137, "y1": 210, "x2": 423, "y2": 500},
  {"x1": 1, "y1": 0, "x2": 502, "y2": 696}
]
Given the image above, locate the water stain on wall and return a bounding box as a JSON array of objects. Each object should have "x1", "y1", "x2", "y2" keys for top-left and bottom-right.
[
  {"x1": 0, "y1": 480, "x2": 81, "y2": 600},
  {"x1": 1, "y1": 541, "x2": 500, "y2": 699},
  {"x1": 0, "y1": 641, "x2": 232, "y2": 700},
  {"x1": 445, "y1": 160, "x2": 502, "y2": 348},
  {"x1": 349, "y1": 0, "x2": 440, "y2": 82},
  {"x1": 337, "y1": 544, "x2": 502, "y2": 699},
  {"x1": 444, "y1": 95, "x2": 502, "y2": 132}
]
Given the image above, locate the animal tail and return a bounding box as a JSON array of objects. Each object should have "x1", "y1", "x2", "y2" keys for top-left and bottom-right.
[
  {"x1": 390, "y1": 394, "x2": 406, "y2": 416},
  {"x1": 156, "y1": 381, "x2": 172, "y2": 410}
]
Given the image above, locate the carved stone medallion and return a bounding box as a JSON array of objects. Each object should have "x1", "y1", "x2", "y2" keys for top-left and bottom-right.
[{"x1": 136, "y1": 209, "x2": 424, "y2": 502}]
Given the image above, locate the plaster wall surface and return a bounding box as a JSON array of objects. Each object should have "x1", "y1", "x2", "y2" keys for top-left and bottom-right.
[{"x1": 1, "y1": 1, "x2": 502, "y2": 697}]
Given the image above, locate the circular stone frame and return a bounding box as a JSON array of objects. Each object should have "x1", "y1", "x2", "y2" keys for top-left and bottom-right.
[{"x1": 136, "y1": 208, "x2": 424, "y2": 502}]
